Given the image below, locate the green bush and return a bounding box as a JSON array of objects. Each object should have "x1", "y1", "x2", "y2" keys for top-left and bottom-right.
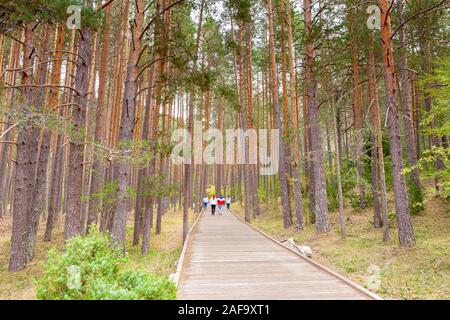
[
  {"x1": 36, "y1": 229, "x2": 176, "y2": 300},
  {"x1": 326, "y1": 178, "x2": 338, "y2": 212},
  {"x1": 341, "y1": 160, "x2": 373, "y2": 209}
]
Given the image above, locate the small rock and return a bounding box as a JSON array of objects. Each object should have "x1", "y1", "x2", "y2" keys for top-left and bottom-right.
[
  {"x1": 174, "y1": 259, "x2": 179, "y2": 267},
  {"x1": 298, "y1": 246, "x2": 313, "y2": 258},
  {"x1": 281, "y1": 238, "x2": 298, "y2": 252},
  {"x1": 282, "y1": 238, "x2": 313, "y2": 258},
  {"x1": 169, "y1": 273, "x2": 177, "y2": 282}
]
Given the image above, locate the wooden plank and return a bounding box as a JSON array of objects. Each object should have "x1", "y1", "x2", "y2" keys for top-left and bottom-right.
[
  {"x1": 174, "y1": 210, "x2": 202, "y2": 288},
  {"x1": 177, "y1": 209, "x2": 381, "y2": 300}
]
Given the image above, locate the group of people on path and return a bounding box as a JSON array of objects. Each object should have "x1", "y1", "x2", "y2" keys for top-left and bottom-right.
[{"x1": 203, "y1": 195, "x2": 231, "y2": 215}]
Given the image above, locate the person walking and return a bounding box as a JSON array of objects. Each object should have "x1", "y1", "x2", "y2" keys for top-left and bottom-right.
[
  {"x1": 226, "y1": 195, "x2": 231, "y2": 210},
  {"x1": 210, "y1": 195, "x2": 217, "y2": 215},
  {"x1": 203, "y1": 196, "x2": 208, "y2": 209},
  {"x1": 217, "y1": 195, "x2": 225, "y2": 215}
]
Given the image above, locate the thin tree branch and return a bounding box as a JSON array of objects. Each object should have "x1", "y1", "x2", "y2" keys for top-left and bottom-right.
[
  {"x1": 0, "y1": 121, "x2": 20, "y2": 140},
  {"x1": 392, "y1": 0, "x2": 448, "y2": 38},
  {"x1": 139, "y1": 0, "x2": 185, "y2": 40}
]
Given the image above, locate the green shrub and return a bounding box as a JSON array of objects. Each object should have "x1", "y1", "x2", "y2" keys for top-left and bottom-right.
[
  {"x1": 36, "y1": 229, "x2": 176, "y2": 300},
  {"x1": 326, "y1": 178, "x2": 338, "y2": 212},
  {"x1": 341, "y1": 160, "x2": 373, "y2": 209},
  {"x1": 406, "y1": 176, "x2": 424, "y2": 214}
]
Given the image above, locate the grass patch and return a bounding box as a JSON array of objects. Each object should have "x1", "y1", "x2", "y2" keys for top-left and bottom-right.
[{"x1": 234, "y1": 193, "x2": 450, "y2": 300}]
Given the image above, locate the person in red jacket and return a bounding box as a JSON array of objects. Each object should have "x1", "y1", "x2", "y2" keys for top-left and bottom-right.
[{"x1": 217, "y1": 195, "x2": 225, "y2": 215}]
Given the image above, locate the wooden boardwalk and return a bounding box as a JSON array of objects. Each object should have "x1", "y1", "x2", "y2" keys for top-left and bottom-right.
[{"x1": 177, "y1": 209, "x2": 380, "y2": 300}]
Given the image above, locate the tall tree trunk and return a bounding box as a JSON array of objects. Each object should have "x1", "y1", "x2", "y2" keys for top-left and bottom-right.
[
  {"x1": 0, "y1": 34, "x2": 4, "y2": 81},
  {"x1": 398, "y1": 0, "x2": 422, "y2": 199},
  {"x1": 302, "y1": 67, "x2": 315, "y2": 224},
  {"x1": 141, "y1": 81, "x2": 159, "y2": 255},
  {"x1": 303, "y1": 0, "x2": 329, "y2": 233},
  {"x1": 245, "y1": 26, "x2": 260, "y2": 217},
  {"x1": 419, "y1": 24, "x2": 444, "y2": 191},
  {"x1": 183, "y1": 0, "x2": 205, "y2": 242},
  {"x1": 87, "y1": 3, "x2": 112, "y2": 229},
  {"x1": 111, "y1": 0, "x2": 145, "y2": 246},
  {"x1": 26, "y1": 25, "x2": 51, "y2": 261},
  {"x1": 370, "y1": 132, "x2": 382, "y2": 228},
  {"x1": 379, "y1": 0, "x2": 414, "y2": 246},
  {"x1": 328, "y1": 79, "x2": 346, "y2": 239},
  {"x1": 237, "y1": 22, "x2": 252, "y2": 223},
  {"x1": 368, "y1": 37, "x2": 389, "y2": 241},
  {"x1": 134, "y1": 46, "x2": 156, "y2": 246},
  {"x1": 279, "y1": 0, "x2": 293, "y2": 224},
  {"x1": 267, "y1": 0, "x2": 292, "y2": 229},
  {"x1": 9, "y1": 23, "x2": 38, "y2": 271},
  {"x1": 80, "y1": 32, "x2": 99, "y2": 233},
  {"x1": 65, "y1": 17, "x2": 93, "y2": 240},
  {"x1": 351, "y1": 44, "x2": 366, "y2": 208},
  {"x1": 286, "y1": 0, "x2": 304, "y2": 229},
  {"x1": 0, "y1": 35, "x2": 20, "y2": 217},
  {"x1": 44, "y1": 25, "x2": 69, "y2": 241}
]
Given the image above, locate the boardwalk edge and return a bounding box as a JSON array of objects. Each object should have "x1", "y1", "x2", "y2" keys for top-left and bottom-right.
[
  {"x1": 174, "y1": 209, "x2": 203, "y2": 289},
  {"x1": 229, "y1": 209, "x2": 383, "y2": 300}
]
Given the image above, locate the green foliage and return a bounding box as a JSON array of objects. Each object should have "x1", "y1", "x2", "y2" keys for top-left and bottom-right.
[
  {"x1": 341, "y1": 159, "x2": 373, "y2": 209},
  {"x1": 217, "y1": 83, "x2": 241, "y2": 111},
  {"x1": 420, "y1": 59, "x2": 450, "y2": 140},
  {"x1": 0, "y1": 91, "x2": 67, "y2": 132},
  {"x1": 0, "y1": 0, "x2": 102, "y2": 32},
  {"x1": 82, "y1": 180, "x2": 118, "y2": 213},
  {"x1": 228, "y1": 0, "x2": 252, "y2": 24},
  {"x1": 406, "y1": 147, "x2": 450, "y2": 199},
  {"x1": 326, "y1": 178, "x2": 338, "y2": 212},
  {"x1": 36, "y1": 229, "x2": 176, "y2": 300},
  {"x1": 115, "y1": 139, "x2": 154, "y2": 166},
  {"x1": 206, "y1": 185, "x2": 216, "y2": 196},
  {"x1": 406, "y1": 176, "x2": 424, "y2": 214},
  {"x1": 190, "y1": 69, "x2": 217, "y2": 91},
  {"x1": 403, "y1": 59, "x2": 450, "y2": 199},
  {"x1": 141, "y1": 174, "x2": 178, "y2": 198}
]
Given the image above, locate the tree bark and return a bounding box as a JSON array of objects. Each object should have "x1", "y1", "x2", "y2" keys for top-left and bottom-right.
[
  {"x1": 183, "y1": 0, "x2": 205, "y2": 242},
  {"x1": 0, "y1": 35, "x2": 20, "y2": 217},
  {"x1": 9, "y1": 23, "x2": 37, "y2": 271},
  {"x1": 303, "y1": 0, "x2": 329, "y2": 233},
  {"x1": 268, "y1": 0, "x2": 292, "y2": 229},
  {"x1": 286, "y1": 0, "x2": 304, "y2": 229},
  {"x1": 368, "y1": 38, "x2": 389, "y2": 241},
  {"x1": 398, "y1": 0, "x2": 422, "y2": 197},
  {"x1": 379, "y1": 0, "x2": 415, "y2": 246},
  {"x1": 65, "y1": 21, "x2": 93, "y2": 240},
  {"x1": 26, "y1": 25, "x2": 51, "y2": 262},
  {"x1": 87, "y1": 3, "x2": 112, "y2": 230},
  {"x1": 111, "y1": 0, "x2": 145, "y2": 246},
  {"x1": 351, "y1": 45, "x2": 366, "y2": 208}
]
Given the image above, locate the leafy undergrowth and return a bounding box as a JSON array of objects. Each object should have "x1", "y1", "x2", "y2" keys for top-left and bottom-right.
[
  {"x1": 234, "y1": 194, "x2": 450, "y2": 300},
  {"x1": 0, "y1": 210, "x2": 196, "y2": 300}
]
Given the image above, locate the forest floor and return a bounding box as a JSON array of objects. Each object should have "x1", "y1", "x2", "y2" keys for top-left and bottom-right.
[
  {"x1": 234, "y1": 192, "x2": 450, "y2": 300},
  {"x1": 0, "y1": 209, "x2": 196, "y2": 300}
]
